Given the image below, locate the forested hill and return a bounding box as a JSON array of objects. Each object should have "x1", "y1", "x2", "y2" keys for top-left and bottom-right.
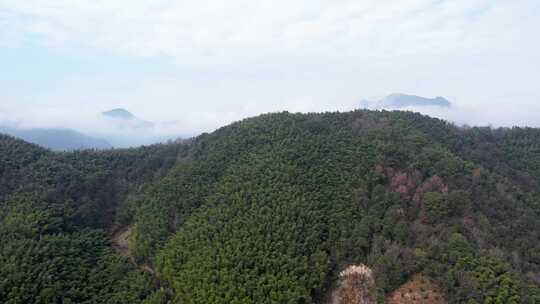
[{"x1": 1, "y1": 110, "x2": 540, "y2": 304}]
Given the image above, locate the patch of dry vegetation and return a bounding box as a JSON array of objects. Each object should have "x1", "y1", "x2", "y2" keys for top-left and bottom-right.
[
  {"x1": 329, "y1": 264, "x2": 376, "y2": 304},
  {"x1": 386, "y1": 274, "x2": 446, "y2": 304}
]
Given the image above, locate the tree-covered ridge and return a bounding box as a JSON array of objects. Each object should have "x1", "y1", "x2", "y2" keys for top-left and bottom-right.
[
  {"x1": 1, "y1": 111, "x2": 540, "y2": 303},
  {"x1": 0, "y1": 135, "x2": 184, "y2": 303}
]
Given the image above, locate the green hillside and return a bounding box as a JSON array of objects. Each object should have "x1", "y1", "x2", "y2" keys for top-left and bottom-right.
[{"x1": 1, "y1": 110, "x2": 539, "y2": 303}]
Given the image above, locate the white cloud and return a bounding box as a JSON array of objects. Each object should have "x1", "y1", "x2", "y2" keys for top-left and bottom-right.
[
  {"x1": 2, "y1": 0, "x2": 536, "y2": 62},
  {"x1": 1, "y1": 0, "x2": 539, "y2": 135}
]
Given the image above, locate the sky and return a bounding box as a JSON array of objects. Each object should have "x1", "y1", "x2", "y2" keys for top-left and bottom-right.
[{"x1": 1, "y1": 0, "x2": 540, "y2": 137}]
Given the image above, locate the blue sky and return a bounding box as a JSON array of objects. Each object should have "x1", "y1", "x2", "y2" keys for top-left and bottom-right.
[{"x1": 1, "y1": 0, "x2": 540, "y2": 135}]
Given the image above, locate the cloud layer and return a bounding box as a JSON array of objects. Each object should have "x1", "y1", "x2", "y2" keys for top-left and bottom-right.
[
  {"x1": 3, "y1": 0, "x2": 535, "y2": 61},
  {"x1": 1, "y1": 0, "x2": 540, "y2": 136}
]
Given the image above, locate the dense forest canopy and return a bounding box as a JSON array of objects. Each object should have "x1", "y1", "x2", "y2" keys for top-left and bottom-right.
[{"x1": 1, "y1": 110, "x2": 539, "y2": 303}]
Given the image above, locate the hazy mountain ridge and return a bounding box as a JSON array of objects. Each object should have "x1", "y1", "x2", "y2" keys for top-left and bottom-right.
[{"x1": 0, "y1": 125, "x2": 111, "y2": 151}]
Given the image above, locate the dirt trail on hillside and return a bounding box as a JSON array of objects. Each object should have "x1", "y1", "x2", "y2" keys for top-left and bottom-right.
[
  {"x1": 112, "y1": 226, "x2": 132, "y2": 258},
  {"x1": 111, "y1": 226, "x2": 155, "y2": 275}
]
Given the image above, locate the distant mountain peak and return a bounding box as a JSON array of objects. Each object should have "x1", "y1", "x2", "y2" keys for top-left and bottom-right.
[
  {"x1": 361, "y1": 93, "x2": 452, "y2": 110},
  {"x1": 102, "y1": 108, "x2": 155, "y2": 130},
  {"x1": 103, "y1": 108, "x2": 135, "y2": 120},
  {"x1": 381, "y1": 93, "x2": 451, "y2": 108}
]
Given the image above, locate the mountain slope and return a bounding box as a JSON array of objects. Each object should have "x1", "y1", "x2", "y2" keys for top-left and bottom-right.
[
  {"x1": 137, "y1": 111, "x2": 539, "y2": 303},
  {"x1": 0, "y1": 134, "x2": 184, "y2": 304},
  {"x1": 1, "y1": 110, "x2": 539, "y2": 304}
]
